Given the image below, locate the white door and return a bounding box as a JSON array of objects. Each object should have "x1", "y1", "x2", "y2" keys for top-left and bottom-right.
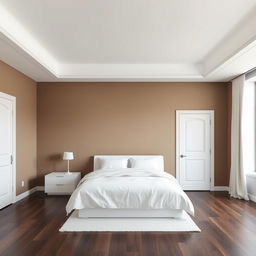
[
  {"x1": 176, "y1": 110, "x2": 213, "y2": 190},
  {"x1": 0, "y1": 93, "x2": 15, "y2": 209}
]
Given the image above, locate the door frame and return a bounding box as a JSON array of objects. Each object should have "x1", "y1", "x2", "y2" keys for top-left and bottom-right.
[
  {"x1": 0, "y1": 92, "x2": 16, "y2": 203},
  {"x1": 176, "y1": 110, "x2": 214, "y2": 191}
]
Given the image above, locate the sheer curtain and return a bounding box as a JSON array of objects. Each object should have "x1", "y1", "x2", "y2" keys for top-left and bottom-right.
[
  {"x1": 229, "y1": 74, "x2": 249, "y2": 200},
  {"x1": 242, "y1": 81, "x2": 256, "y2": 176}
]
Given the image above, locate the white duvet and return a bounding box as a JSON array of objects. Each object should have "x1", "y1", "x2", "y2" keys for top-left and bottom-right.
[{"x1": 66, "y1": 168, "x2": 194, "y2": 215}]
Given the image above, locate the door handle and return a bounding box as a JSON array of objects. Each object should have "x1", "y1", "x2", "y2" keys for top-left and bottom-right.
[{"x1": 180, "y1": 155, "x2": 187, "y2": 158}]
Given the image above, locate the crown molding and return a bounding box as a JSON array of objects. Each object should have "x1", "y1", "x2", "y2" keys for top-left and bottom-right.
[
  {"x1": 0, "y1": 4, "x2": 58, "y2": 76},
  {"x1": 201, "y1": 10, "x2": 256, "y2": 77},
  {"x1": 57, "y1": 63, "x2": 203, "y2": 81}
]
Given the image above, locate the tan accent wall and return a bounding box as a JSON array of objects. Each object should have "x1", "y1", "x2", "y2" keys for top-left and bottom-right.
[
  {"x1": 227, "y1": 83, "x2": 232, "y2": 185},
  {"x1": 0, "y1": 61, "x2": 37, "y2": 195},
  {"x1": 37, "y1": 82, "x2": 229, "y2": 186}
]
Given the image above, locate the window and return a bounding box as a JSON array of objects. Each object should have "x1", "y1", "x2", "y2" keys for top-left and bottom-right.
[{"x1": 243, "y1": 79, "x2": 256, "y2": 173}]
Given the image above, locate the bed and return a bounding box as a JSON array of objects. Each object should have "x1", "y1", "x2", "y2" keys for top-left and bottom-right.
[{"x1": 66, "y1": 155, "x2": 194, "y2": 218}]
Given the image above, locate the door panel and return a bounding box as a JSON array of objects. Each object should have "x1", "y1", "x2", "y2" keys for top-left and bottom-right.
[
  {"x1": 186, "y1": 119, "x2": 205, "y2": 152},
  {"x1": 177, "y1": 112, "x2": 212, "y2": 190},
  {"x1": 185, "y1": 159, "x2": 205, "y2": 181},
  {"x1": 0, "y1": 96, "x2": 13, "y2": 209}
]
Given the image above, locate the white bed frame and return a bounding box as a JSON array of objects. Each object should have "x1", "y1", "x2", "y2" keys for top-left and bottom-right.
[
  {"x1": 78, "y1": 208, "x2": 185, "y2": 218},
  {"x1": 78, "y1": 155, "x2": 184, "y2": 218}
]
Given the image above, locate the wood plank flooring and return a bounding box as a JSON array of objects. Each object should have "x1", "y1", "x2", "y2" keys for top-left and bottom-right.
[{"x1": 0, "y1": 192, "x2": 256, "y2": 256}]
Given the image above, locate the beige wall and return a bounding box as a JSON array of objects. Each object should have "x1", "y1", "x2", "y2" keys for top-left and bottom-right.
[
  {"x1": 0, "y1": 61, "x2": 37, "y2": 195},
  {"x1": 37, "y1": 82, "x2": 230, "y2": 186},
  {"x1": 0, "y1": 60, "x2": 231, "y2": 193},
  {"x1": 227, "y1": 83, "x2": 232, "y2": 183}
]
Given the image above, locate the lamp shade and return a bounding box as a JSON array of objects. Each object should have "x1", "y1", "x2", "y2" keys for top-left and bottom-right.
[{"x1": 63, "y1": 152, "x2": 74, "y2": 160}]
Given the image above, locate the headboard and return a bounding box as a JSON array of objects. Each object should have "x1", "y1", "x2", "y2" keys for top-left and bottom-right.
[{"x1": 93, "y1": 155, "x2": 164, "y2": 171}]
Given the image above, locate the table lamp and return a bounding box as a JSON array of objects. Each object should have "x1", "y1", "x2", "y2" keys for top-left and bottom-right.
[{"x1": 63, "y1": 152, "x2": 74, "y2": 174}]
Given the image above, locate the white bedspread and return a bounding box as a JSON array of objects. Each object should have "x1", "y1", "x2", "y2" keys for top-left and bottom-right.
[{"x1": 66, "y1": 168, "x2": 194, "y2": 215}]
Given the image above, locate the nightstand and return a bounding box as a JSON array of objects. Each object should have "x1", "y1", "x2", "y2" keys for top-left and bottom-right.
[{"x1": 45, "y1": 172, "x2": 81, "y2": 195}]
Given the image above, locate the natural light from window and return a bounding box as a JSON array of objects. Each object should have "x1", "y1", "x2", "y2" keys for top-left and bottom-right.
[{"x1": 242, "y1": 81, "x2": 256, "y2": 174}]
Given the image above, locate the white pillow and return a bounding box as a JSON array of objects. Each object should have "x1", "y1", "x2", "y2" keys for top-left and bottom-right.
[
  {"x1": 130, "y1": 158, "x2": 161, "y2": 171},
  {"x1": 100, "y1": 158, "x2": 128, "y2": 169}
]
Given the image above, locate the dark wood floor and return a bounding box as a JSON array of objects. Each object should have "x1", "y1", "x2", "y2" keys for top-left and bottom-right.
[{"x1": 0, "y1": 192, "x2": 256, "y2": 256}]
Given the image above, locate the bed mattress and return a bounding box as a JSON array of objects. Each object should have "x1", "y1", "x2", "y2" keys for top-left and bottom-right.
[{"x1": 66, "y1": 168, "x2": 194, "y2": 216}]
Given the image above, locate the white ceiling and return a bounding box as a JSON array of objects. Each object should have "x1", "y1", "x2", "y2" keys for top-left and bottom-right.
[{"x1": 0, "y1": 0, "x2": 256, "y2": 82}]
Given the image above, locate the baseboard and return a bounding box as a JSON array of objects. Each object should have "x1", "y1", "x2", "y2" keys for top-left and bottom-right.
[
  {"x1": 36, "y1": 186, "x2": 45, "y2": 191},
  {"x1": 15, "y1": 186, "x2": 45, "y2": 202},
  {"x1": 213, "y1": 186, "x2": 229, "y2": 191},
  {"x1": 15, "y1": 187, "x2": 37, "y2": 202},
  {"x1": 248, "y1": 193, "x2": 256, "y2": 203},
  {"x1": 15, "y1": 186, "x2": 230, "y2": 203}
]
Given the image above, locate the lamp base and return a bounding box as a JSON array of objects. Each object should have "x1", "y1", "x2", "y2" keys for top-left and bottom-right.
[{"x1": 66, "y1": 160, "x2": 72, "y2": 175}]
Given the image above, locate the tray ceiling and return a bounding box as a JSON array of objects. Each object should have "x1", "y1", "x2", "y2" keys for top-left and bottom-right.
[{"x1": 1, "y1": 0, "x2": 256, "y2": 82}]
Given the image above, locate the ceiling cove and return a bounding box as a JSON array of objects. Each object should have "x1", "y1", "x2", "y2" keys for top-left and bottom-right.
[{"x1": 0, "y1": 0, "x2": 256, "y2": 82}]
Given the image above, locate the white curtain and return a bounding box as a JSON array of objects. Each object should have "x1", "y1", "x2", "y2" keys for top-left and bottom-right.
[{"x1": 229, "y1": 75, "x2": 249, "y2": 200}]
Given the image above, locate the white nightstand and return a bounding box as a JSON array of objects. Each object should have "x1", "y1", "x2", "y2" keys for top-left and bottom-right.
[{"x1": 45, "y1": 172, "x2": 81, "y2": 195}]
